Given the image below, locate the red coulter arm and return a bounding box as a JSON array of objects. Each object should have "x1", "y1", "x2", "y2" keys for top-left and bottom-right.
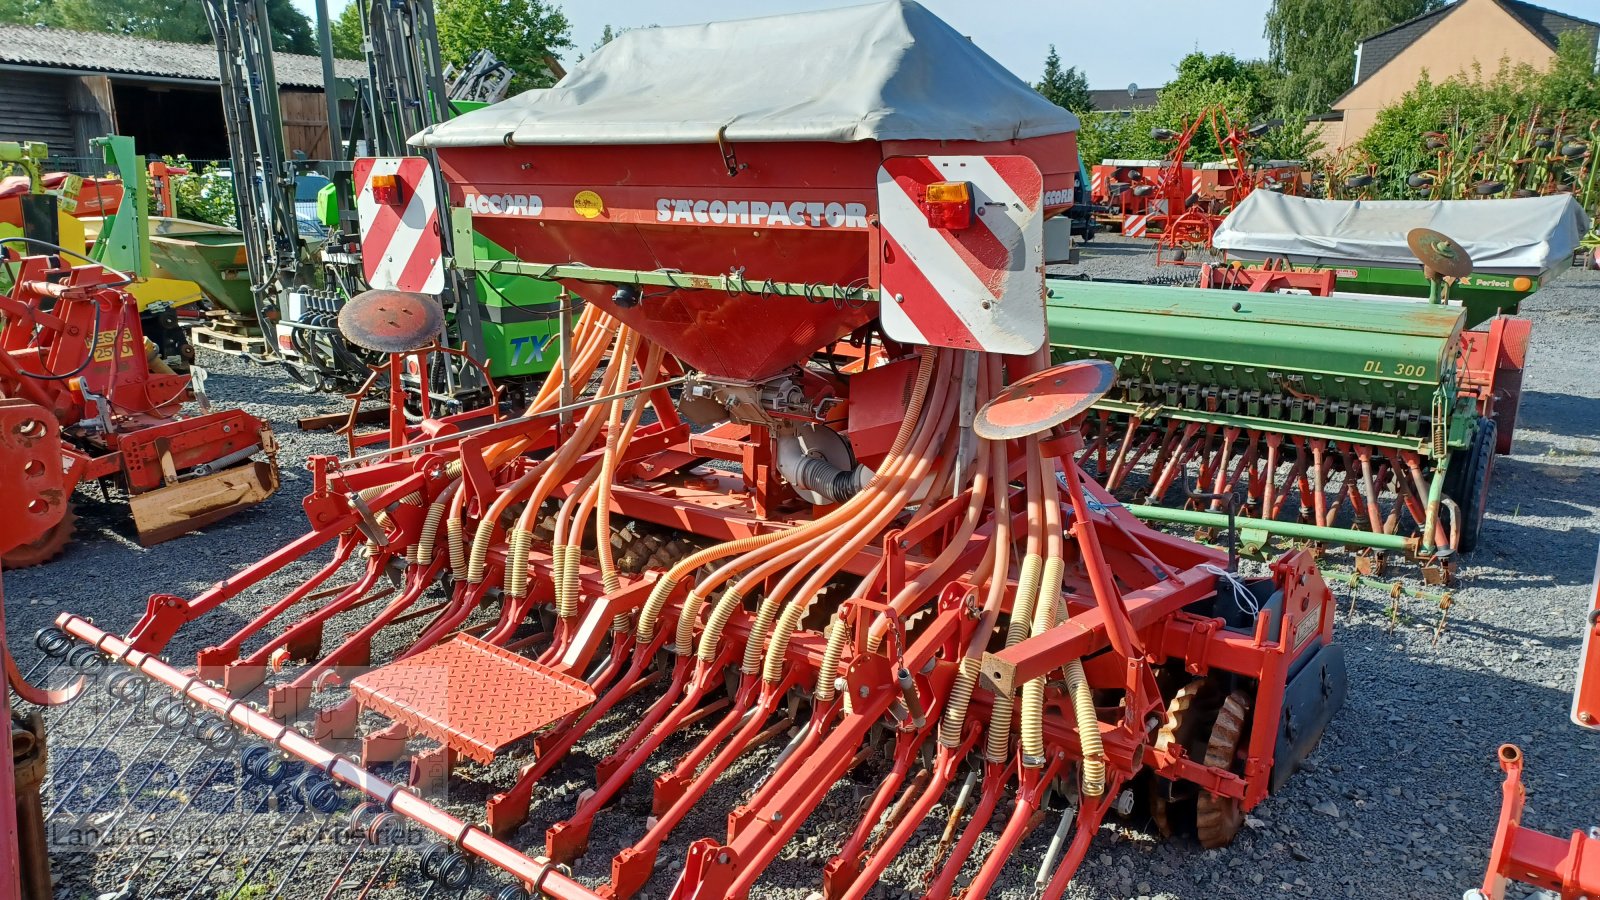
[
  {"x1": 1475, "y1": 745, "x2": 1600, "y2": 900},
  {"x1": 1473, "y1": 543, "x2": 1600, "y2": 900},
  {"x1": 1577, "y1": 542, "x2": 1600, "y2": 731}
]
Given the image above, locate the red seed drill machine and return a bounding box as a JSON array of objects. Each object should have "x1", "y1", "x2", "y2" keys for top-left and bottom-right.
[{"x1": 19, "y1": 4, "x2": 1347, "y2": 898}]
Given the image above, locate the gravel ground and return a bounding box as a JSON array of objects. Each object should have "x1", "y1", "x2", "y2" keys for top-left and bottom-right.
[{"x1": 7, "y1": 236, "x2": 1599, "y2": 900}]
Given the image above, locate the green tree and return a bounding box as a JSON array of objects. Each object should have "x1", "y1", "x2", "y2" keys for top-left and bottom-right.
[
  {"x1": 1, "y1": 0, "x2": 316, "y2": 54},
  {"x1": 1035, "y1": 45, "x2": 1091, "y2": 114},
  {"x1": 330, "y1": 0, "x2": 364, "y2": 59},
  {"x1": 436, "y1": 0, "x2": 572, "y2": 92},
  {"x1": 0, "y1": 0, "x2": 53, "y2": 26},
  {"x1": 1264, "y1": 0, "x2": 1443, "y2": 114},
  {"x1": 1076, "y1": 50, "x2": 1323, "y2": 166}
]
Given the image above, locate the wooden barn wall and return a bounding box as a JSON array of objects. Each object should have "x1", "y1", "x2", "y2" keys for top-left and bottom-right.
[
  {"x1": 0, "y1": 71, "x2": 74, "y2": 153},
  {"x1": 280, "y1": 89, "x2": 331, "y2": 159}
]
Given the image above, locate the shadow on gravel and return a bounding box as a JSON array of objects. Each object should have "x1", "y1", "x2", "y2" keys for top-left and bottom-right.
[
  {"x1": 1513, "y1": 391, "x2": 1600, "y2": 438},
  {"x1": 1078, "y1": 241, "x2": 1155, "y2": 259}
]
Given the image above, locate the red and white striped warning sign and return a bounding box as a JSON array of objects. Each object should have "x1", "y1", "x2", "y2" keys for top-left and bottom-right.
[
  {"x1": 354, "y1": 157, "x2": 444, "y2": 295},
  {"x1": 1123, "y1": 214, "x2": 1150, "y2": 238},
  {"x1": 876, "y1": 155, "x2": 1046, "y2": 355}
]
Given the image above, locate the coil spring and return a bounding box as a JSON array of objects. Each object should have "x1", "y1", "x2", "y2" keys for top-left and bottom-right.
[
  {"x1": 938, "y1": 656, "x2": 981, "y2": 749},
  {"x1": 557, "y1": 545, "x2": 582, "y2": 619},
  {"x1": 636, "y1": 575, "x2": 679, "y2": 645},
  {"x1": 741, "y1": 594, "x2": 782, "y2": 675},
  {"x1": 697, "y1": 586, "x2": 742, "y2": 664},
  {"x1": 674, "y1": 590, "x2": 708, "y2": 658},
  {"x1": 1066, "y1": 659, "x2": 1105, "y2": 796},
  {"x1": 466, "y1": 518, "x2": 494, "y2": 584},
  {"x1": 504, "y1": 529, "x2": 533, "y2": 598},
  {"x1": 446, "y1": 516, "x2": 467, "y2": 575},
  {"x1": 417, "y1": 501, "x2": 447, "y2": 566},
  {"x1": 813, "y1": 616, "x2": 850, "y2": 701}
]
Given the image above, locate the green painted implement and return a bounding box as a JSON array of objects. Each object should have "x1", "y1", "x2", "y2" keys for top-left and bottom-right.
[
  {"x1": 143, "y1": 217, "x2": 255, "y2": 321},
  {"x1": 1265, "y1": 263, "x2": 1543, "y2": 329},
  {"x1": 1046, "y1": 276, "x2": 1523, "y2": 576}
]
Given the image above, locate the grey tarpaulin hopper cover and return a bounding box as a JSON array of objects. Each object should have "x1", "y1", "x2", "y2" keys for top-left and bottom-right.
[
  {"x1": 1213, "y1": 191, "x2": 1590, "y2": 276},
  {"x1": 412, "y1": 0, "x2": 1079, "y2": 148}
]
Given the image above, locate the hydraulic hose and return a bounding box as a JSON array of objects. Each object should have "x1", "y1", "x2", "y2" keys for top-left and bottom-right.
[
  {"x1": 939, "y1": 367, "x2": 1011, "y2": 750},
  {"x1": 637, "y1": 347, "x2": 936, "y2": 645},
  {"x1": 988, "y1": 441, "x2": 1044, "y2": 763},
  {"x1": 866, "y1": 362, "x2": 997, "y2": 652},
  {"x1": 813, "y1": 615, "x2": 851, "y2": 701},
  {"x1": 758, "y1": 354, "x2": 957, "y2": 684},
  {"x1": 596, "y1": 341, "x2": 665, "y2": 601},
  {"x1": 1021, "y1": 445, "x2": 1064, "y2": 766}
]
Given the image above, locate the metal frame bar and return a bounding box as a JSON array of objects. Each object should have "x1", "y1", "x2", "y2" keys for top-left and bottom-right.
[
  {"x1": 53, "y1": 616, "x2": 606, "y2": 900},
  {"x1": 449, "y1": 207, "x2": 879, "y2": 303}
]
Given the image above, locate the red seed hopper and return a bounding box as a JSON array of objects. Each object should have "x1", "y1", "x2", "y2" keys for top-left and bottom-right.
[
  {"x1": 24, "y1": 5, "x2": 1345, "y2": 900},
  {"x1": 422, "y1": 3, "x2": 1077, "y2": 380}
]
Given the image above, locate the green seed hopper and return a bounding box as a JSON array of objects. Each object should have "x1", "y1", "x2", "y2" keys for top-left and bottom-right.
[
  {"x1": 1287, "y1": 265, "x2": 1545, "y2": 329},
  {"x1": 143, "y1": 217, "x2": 256, "y2": 320},
  {"x1": 472, "y1": 229, "x2": 562, "y2": 383},
  {"x1": 1212, "y1": 191, "x2": 1589, "y2": 328},
  {"x1": 1047, "y1": 277, "x2": 1528, "y2": 575}
]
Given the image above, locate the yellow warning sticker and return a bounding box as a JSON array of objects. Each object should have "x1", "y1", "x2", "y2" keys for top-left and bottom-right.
[
  {"x1": 573, "y1": 190, "x2": 605, "y2": 219},
  {"x1": 93, "y1": 327, "x2": 136, "y2": 362}
]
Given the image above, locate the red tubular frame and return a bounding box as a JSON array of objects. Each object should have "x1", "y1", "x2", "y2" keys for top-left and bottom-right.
[
  {"x1": 47, "y1": 332, "x2": 1345, "y2": 900},
  {"x1": 53, "y1": 615, "x2": 607, "y2": 900},
  {"x1": 1477, "y1": 745, "x2": 1600, "y2": 900},
  {"x1": 1576, "y1": 541, "x2": 1600, "y2": 731}
]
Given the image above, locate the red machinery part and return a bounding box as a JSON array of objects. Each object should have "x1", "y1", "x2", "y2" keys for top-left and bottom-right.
[
  {"x1": 43, "y1": 332, "x2": 1346, "y2": 900},
  {"x1": 1575, "y1": 540, "x2": 1600, "y2": 731},
  {"x1": 51, "y1": 615, "x2": 607, "y2": 900},
  {"x1": 1198, "y1": 260, "x2": 1337, "y2": 295},
  {"x1": 1458, "y1": 315, "x2": 1532, "y2": 455},
  {"x1": 438, "y1": 133, "x2": 1079, "y2": 382},
  {"x1": 25, "y1": 20, "x2": 1341, "y2": 891},
  {"x1": 1473, "y1": 745, "x2": 1600, "y2": 900},
  {"x1": 0, "y1": 396, "x2": 78, "y2": 900},
  {"x1": 0, "y1": 254, "x2": 278, "y2": 553}
]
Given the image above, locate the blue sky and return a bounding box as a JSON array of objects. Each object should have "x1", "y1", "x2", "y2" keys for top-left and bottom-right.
[{"x1": 295, "y1": 0, "x2": 1600, "y2": 89}]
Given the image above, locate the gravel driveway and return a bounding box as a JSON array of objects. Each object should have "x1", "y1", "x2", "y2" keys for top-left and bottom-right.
[{"x1": 6, "y1": 235, "x2": 1597, "y2": 900}]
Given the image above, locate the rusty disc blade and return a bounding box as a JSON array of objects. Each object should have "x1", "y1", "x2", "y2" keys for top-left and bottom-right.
[
  {"x1": 975, "y1": 359, "x2": 1115, "y2": 441},
  {"x1": 338, "y1": 289, "x2": 445, "y2": 353},
  {"x1": 1406, "y1": 228, "x2": 1473, "y2": 279}
]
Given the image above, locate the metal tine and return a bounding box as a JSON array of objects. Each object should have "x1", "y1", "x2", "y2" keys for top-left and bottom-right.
[
  {"x1": 177, "y1": 750, "x2": 304, "y2": 900},
  {"x1": 40, "y1": 643, "x2": 111, "y2": 718},
  {"x1": 351, "y1": 817, "x2": 418, "y2": 900},
  {"x1": 46, "y1": 670, "x2": 152, "y2": 818},
  {"x1": 86, "y1": 709, "x2": 217, "y2": 852},
  {"x1": 70, "y1": 696, "x2": 194, "y2": 830},
  {"x1": 264, "y1": 790, "x2": 355, "y2": 900},
  {"x1": 18, "y1": 626, "x2": 74, "y2": 684},
  {"x1": 143, "y1": 744, "x2": 286, "y2": 891},
  {"x1": 112, "y1": 723, "x2": 242, "y2": 892},
  {"x1": 223, "y1": 772, "x2": 345, "y2": 900},
  {"x1": 314, "y1": 804, "x2": 387, "y2": 900},
  {"x1": 417, "y1": 841, "x2": 479, "y2": 900}
]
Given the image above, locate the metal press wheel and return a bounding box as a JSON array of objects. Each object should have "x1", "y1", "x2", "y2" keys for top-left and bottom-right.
[
  {"x1": 1444, "y1": 417, "x2": 1497, "y2": 554},
  {"x1": 1195, "y1": 689, "x2": 1253, "y2": 849},
  {"x1": 2, "y1": 501, "x2": 76, "y2": 569}
]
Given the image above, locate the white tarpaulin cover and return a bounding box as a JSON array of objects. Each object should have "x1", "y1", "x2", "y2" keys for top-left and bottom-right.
[
  {"x1": 412, "y1": 0, "x2": 1078, "y2": 148},
  {"x1": 1213, "y1": 191, "x2": 1590, "y2": 275}
]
